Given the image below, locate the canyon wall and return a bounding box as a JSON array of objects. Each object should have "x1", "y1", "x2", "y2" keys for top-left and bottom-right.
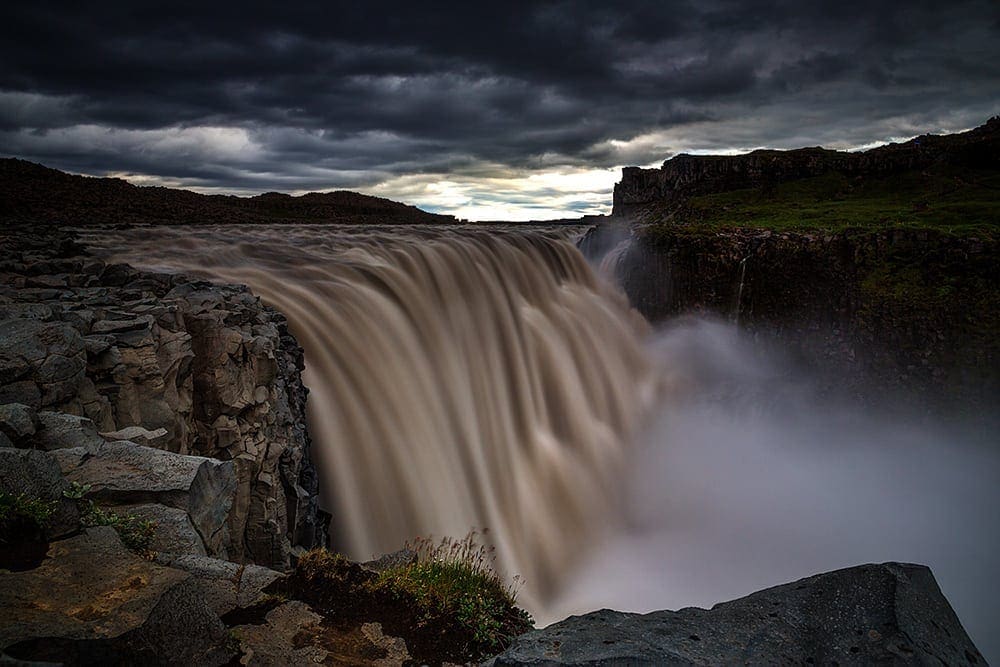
[
  {"x1": 0, "y1": 227, "x2": 327, "y2": 568},
  {"x1": 612, "y1": 117, "x2": 999, "y2": 219},
  {"x1": 605, "y1": 226, "x2": 999, "y2": 409}
]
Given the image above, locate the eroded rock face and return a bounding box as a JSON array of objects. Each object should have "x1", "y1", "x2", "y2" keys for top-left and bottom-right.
[
  {"x1": 488, "y1": 563, "x2": 985, "y2": 666},
  {"x1": 611, "y1": 117, "x2": 999, "y2": 218},
  {"x1": 0, "y1": 228, "x2": 327, "y2": 568},
  {"x1": 613, "y1": 227, "x2": 999, "y2": 409}
]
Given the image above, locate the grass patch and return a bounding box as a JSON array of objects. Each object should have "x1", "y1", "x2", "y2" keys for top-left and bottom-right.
[
  {"x1": 0, "y1": 492, "x2": 57, "y2": 531},
  {"x1": 64, "y1": 482, "x2": 156, "y2": 557},
  {"x1": 272, "y1": 531, "x2": 533, "y2": 664},
  {"x1": 647, "y1": 165, "x2": 1000, "y2": 237},
  {"x1": 0, "y1": 491, "x2": 57, "y2": 571},
  {"x1": 373, "y1": 532, "x2": 531, "y2": 656}
]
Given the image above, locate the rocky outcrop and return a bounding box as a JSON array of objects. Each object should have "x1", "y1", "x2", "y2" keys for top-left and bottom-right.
[
  {"x1": 613, "y1": 227, "x2": 999, "y2": 409},
  {"x1": 489, "y1": 563, "x2": 985, "y2": 666},
  {"x1": 53, "y1": 441, "x2": 236, "y2": 557},
  {"x1": 612, "y1": 116, "x2": 999, "y2": 218},
  {"x1": 0, "y1": 228, "x2": 327, "y2": 568}
]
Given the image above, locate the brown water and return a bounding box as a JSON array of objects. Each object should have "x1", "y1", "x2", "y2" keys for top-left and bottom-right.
[
  {"x1": 84, "y1": 224, "x2": 657, "y2": 607},
  {"x1": 83, "y1": 224, "x2": 999, "y2": 659}
]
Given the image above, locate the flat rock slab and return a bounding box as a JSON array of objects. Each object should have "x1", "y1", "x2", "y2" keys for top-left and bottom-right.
[
  {"x1": 156, "y1": 553, "x2": 282, "y2": 617},
  {"x1": 0, "y1": 527, "x2": 232, "y2": 665},
  {"x1": 488, "y1": 563, "x2": 985, "y2": 666},
  {"x1": 231, "y1": 602, "x2": 411, "y2": 666}
]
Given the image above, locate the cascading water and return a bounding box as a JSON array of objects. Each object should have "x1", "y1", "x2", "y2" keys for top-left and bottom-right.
[
  {"x1": 83, "y1": 223, "x2": 999, "y2": 660},
  {"x1": 83, "y1": 224, "x2": 657, "y2": 606}
]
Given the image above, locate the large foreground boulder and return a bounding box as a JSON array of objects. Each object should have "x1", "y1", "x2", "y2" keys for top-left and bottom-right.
[
  {"x1": 489, "y1": 563, "x2": 985, "y2": 666},
  {"x1": 0, "y1": 527, "x2": 233, "y2": 666}
]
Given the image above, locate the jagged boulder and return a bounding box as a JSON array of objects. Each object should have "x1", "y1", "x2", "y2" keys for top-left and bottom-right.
[
  {"x1": 33, "y1": 411, "x2": 104, "y2": 450},
  {"x1": 0, "y1": 403, "x2": 38, "y2": 444},
  {"x1": 488, "y1": 563, "x2": 985, "y2": 666},
  {"x1": 0, "y1": 527, "x2": 234, "y2": 665}
]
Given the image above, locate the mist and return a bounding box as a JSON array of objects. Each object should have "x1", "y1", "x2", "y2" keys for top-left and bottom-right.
[{"x1": 548, "y1": 317, "x2": 1000, "y2": 662}]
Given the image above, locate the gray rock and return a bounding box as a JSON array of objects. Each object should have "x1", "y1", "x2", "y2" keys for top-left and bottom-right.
[
  {"x1": 0, "y1": 527, "x2": 234, "y2": 666},
  {"x1": 52, "y1": 441, "x2": 236, "y2": 558},
  {"x1": 0, "y1": 403, "x2": 37, "y2": 443},
  {"x1": 0, "y1": 449, "x2": 79, "y2": 539},
  {"x1": 362, "y1": 548, "x2": 418, "y2": 573},
  {"x1": 91, "y1": 316, "x2": 155, "y2": 335},
  {"x1": 0, "y1": 234, "x2": 327, "y2": 568},
  {"x1": 33, "y1": 411, "x2": 104, "y2": 450},
  {"x1": 0, "y1": 319, "x2": 86, "y2": 409},
  {"x1": 488, "y1": 563, "x2": 985, "y2": 666},
  {"x1": 100, "y1": 425, "x2": 169, "y2": 447},
  {"x1": 156, "y1": 553, "x2": 283, "y2": 616},
  {"x1": 117, "y1": 503, "x2": 207, "y2": 556},
  {"x1": 0, "y1": 431, "x2": 12, "y2": 448}
]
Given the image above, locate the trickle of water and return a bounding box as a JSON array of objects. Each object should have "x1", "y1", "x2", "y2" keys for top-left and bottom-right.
[
  {"x1": 731, "y1": 256, "x2": 749, "y2": 325},
  {"x1": 85, "y1": 224, "x2": 657, "y2": 606}
]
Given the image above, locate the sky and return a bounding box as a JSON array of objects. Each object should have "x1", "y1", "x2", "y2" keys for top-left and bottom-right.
[{"x1": 1, "y1": 1, "x2": 998, "y2": 221}]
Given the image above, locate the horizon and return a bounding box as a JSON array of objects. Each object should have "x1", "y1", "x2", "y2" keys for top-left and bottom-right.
[
  {"x1": 6, "y1": 118, "x2": 989, "y2": 223},
  {"x1": 1, "y1": 2, "x2": 997, "y2": 220}
]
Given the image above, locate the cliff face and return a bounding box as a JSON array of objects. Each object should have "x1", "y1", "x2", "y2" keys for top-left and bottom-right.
[
  {"x1": 614, "y1": 227, "x2": 999, "y2": 408},
  {"x1": 612, "y1": 117, "x2": 1000, "y2": 218},
  {"x1": 0, "y1": 227, "x2": 327, "y2": 568}
]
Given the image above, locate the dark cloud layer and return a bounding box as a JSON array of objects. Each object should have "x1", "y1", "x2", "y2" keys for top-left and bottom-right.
[{"x1": 1, "y1": 1, "x2": 997, "y2": 213}]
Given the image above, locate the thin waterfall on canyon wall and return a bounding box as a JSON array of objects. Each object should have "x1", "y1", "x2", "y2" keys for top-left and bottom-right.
[{"x1": 84, "y1": 224, "x2": 657, "y2": 606}]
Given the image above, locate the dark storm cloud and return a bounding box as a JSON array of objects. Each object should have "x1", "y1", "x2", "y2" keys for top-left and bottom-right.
[{"x1": 0, "y1": 0, "x2": 997, "y2": 199}]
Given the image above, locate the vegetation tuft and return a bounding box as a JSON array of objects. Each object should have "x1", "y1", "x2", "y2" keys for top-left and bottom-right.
[
  {"x1": 64, "y1": 482, "x2": 156, "y2": 557},
  {"x1": 271, "y1": 530, "x2": 533, "y2": 665},
  {"x1": 0, "y1": 491, "x2": 57, "y2": 571}
]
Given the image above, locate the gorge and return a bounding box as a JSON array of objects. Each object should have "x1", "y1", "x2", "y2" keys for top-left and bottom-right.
[{"x1": 1, "y1": 120, "x2": 997, "y2": 665}]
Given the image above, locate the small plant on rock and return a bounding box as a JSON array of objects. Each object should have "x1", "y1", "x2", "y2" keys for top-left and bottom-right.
[
  {"x1": 0, "y1": 491, "x2": 56, "y2": 543},
  {"x1": 0, "y1": 491, "x2": 58, "y2": 570},
  {"x1": 63, "y1": 482, "x2": 156, "y2": 557}
]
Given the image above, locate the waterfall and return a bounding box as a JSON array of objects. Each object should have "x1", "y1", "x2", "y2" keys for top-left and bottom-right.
[{"x1": 84, "y1": 224, "x2": 656, "y2": 605}]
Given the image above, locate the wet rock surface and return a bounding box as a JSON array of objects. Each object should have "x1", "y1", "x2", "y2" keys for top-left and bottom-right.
[
  {"x1": 611, "y1": 227, "x2": 999, "y2": 409},
  {"x1": 0, "y1": 226, "x2": 327, "y2": 567},
  {"x1": 488, "y1": 563, "x2": 986, "y2": 666}
]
